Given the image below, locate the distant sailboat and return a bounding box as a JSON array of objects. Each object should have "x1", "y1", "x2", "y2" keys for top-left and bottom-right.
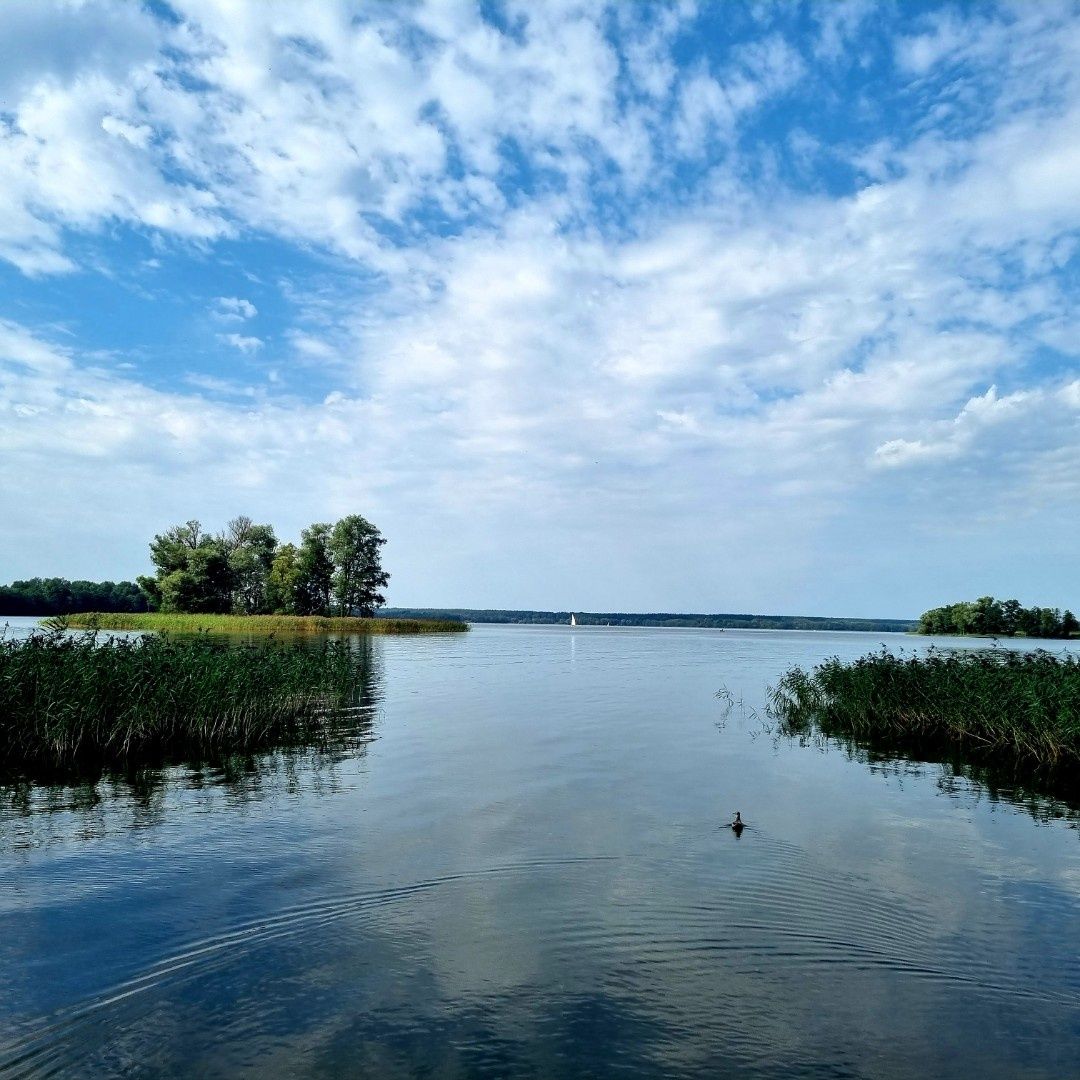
[{"x1": 570, "y1": 613, "x2": 577, "y2": 627}]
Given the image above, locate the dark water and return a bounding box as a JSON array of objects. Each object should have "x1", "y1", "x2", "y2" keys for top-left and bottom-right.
[{"x1": 2, "y1": 622, "x2": 1079, "y2": 1078}]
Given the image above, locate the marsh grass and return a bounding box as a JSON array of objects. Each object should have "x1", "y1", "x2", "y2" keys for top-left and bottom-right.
[
  {"x1": 54, "y1": 612, "x2": 467, "y2": 634},
  {"x1": 0, "y1": 630, "x2": 370, "y2": 775},
  {"x1": 769, "y1": 647, "x2": 1080, "y2": 771}
]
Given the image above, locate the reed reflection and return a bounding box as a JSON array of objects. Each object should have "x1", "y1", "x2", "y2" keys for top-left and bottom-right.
[{"x1": 0, "y1": 634, "x2": 384, "y2": 849}]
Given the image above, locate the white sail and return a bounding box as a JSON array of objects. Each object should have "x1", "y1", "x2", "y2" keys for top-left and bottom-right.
[{"x1": 570, "y1": 613, "x2": 577, "y2": 627}]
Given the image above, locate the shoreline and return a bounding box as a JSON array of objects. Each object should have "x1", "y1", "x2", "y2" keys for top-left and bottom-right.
[{"x1": 53, "y1": 612, "x2": 468, "y2": 635}]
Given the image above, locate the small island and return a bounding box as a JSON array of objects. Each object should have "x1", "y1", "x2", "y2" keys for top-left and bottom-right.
[
  {"x1": 917, "y1": 596, "x2": 1078, "y2": 639},
  {"x1": 1, "y1": 513, "x2": 464, "y2": 777},
  {"x1": 1, "y1": 514, "x2": 467, "y2": 636}
]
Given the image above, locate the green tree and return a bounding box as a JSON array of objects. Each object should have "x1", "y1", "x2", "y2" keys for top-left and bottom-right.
[
  {"x1": 295, "y1": 524, "x2": 334, "y2": 616},
  {"x1": 223, "y1": 516, "x2": 278, "y2": 614},
  {"x1": 0, "y1": 578, "x2": 149, "y2": 615},
  {"x1": 147, "y1": 520, "x2": 206, "y2": 576},
  {"x1": 971, "y1": 595, "x2": 1004, "y2": 635},
  {"x1": 918, "y1": 597, "x2": 1077, "y2": 639},
  {"x1": 136, "y1": 513, "x2": 391, "y2": 618},
  {"x1": 266, "y1": 543, "x2": 301, "y2": 614},
  {"x1": 1036, "y1": 607, "x2": 1062, "y2": 638},
  {"x1": 329, "y1": 514, "x2": 389, "y2": 616},
  {"x1": 142, "y1": 520, "x2": 234, "y2": 613},
  {"x1": 1000, "y1": 598, "x2": 1023, "y2": 636},
  {"x1": 135, "y1": 574, "x2": 162, "y2": 611},
  {"x1": 158, "y1": 541, "x2": 233, "y2": 613}
]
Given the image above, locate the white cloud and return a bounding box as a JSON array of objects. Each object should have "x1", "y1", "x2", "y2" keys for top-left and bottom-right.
[
  {"x1": 219, "y1": 333, "x2": 262, "y2": 353},
  {"x1": 212, "y1": 297, "x2": 258, "y2": 321},
  {"x1": 812, "y1": 0, "x2": 876, "y2": 62},
  {"x1": 0, "y1": 0, "x2": 805, "y2": 275}
]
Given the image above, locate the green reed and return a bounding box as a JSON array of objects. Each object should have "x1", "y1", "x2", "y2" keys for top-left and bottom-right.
[
  {"x1": 0, "y1": 631, "x2": 369, "y2": 774},
  {"x1": 55, "y1": 612, "x2": 467, "y2": 634},
  {"x1": 769, "y1": 648, "x2": 1080, "y2": 768}
]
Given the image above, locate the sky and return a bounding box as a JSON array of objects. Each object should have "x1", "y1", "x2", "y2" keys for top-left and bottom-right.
[{"x1": 1, "y1": 0, "x2": 1079, "y2": 618}]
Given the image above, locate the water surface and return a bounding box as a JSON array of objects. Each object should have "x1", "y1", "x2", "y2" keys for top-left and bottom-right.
[{"x1": 2, "y1": 622, "x2": 1078, "y2": 1078}]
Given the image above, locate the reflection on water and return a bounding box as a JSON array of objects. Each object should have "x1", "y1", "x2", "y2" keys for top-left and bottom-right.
[
  {"x1": 775, "y1": 725, "x2": 1080, "y2": 831},
  {"x1": 2, "y1": 624, "x2": 1079, "y2": 1079},
  {"x1": 1, "y1": 739, "x2": 379, "y2": 854},
  {"x1": 710, "y1": 635, "x2": 1080, "y2": 829}
]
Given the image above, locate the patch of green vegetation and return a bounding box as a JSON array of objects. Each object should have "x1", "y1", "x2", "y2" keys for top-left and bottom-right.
[
  {"x1": 0, "y1": 631, "x2": 372, "y2": 775},
  {"x1": 770, "y1": 648, "x2": 1080, "y2": 770},
  {"x1": 0, "y1": 577, "x2": 149, "y2": 616},
  {"x1": 917, "y1": 595, "x2": 1078, "y2": 638},
  {"x1": 53, "y1": 612, "x2": 468, "y2": 634}
]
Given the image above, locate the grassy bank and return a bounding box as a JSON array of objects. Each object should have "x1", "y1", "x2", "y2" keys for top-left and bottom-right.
[
  {"x1": 53, "y1": 612, "x2": 468, "y2": 634},
  {"x1": 769, "y1": 648, "x2": 1080, "y2": 769},
  {"x1": 0, "y1": 632, "x2": 369, "y2": 774}
]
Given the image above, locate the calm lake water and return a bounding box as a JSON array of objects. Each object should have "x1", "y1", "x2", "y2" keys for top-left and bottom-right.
[{"x1": 2, "y1": 621, "x2": 1078, "y2": 1078}]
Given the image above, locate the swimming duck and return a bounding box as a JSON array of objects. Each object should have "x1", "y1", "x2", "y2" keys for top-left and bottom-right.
[{"x1": 730, "y1": 811, "x2": 745, "y2": 834}]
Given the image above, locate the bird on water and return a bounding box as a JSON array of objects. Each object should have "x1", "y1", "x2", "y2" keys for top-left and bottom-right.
[{"x1": 730, "y1": 811, "x2": 744, "y2": 835}]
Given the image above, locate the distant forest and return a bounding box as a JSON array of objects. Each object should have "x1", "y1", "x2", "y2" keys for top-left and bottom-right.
[
  {"x1": 918, "y1": 596, "x2": 1079, "y2": 639},
  {"x1": 0, "y1": 578, "x2": 150, "y2": 616},
  {"x1": 1, "y1": 591, "x2": 920, "y2": 634},
  {"x1": 378, "y1": 609, "x2": 918, "y2": 633}
]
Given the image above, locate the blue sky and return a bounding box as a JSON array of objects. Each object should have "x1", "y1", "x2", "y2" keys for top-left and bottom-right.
[{"x1": 2, "y1": 0, "x2": 1079, "y2": 617}]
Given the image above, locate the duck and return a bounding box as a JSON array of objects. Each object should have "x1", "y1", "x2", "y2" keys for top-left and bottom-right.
[{"x1": 730, "y1": 811, "x2": 745, "y2": 834}]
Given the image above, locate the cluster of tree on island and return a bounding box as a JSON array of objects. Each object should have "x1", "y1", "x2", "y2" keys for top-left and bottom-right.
[
  {"x1": 917, "y1": 596, "x2": 1079, "y2": 638},
  {"x1": 135, "y1": 515, "x2": 389, "y2": 616},
  {"x1": 0, "y1": 514, "x2": 389, "y2": 618}
]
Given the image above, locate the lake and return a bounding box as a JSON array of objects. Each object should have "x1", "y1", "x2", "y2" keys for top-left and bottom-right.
[{"x1": 2, "y1": 621, "x2": 1078, "y2": 1078}]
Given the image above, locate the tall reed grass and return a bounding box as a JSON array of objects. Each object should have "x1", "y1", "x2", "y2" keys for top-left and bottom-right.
[
  {"x1": 55, "y1": 612, "x2": 467, "y2": 634},
  {"x1": 0, "y1": 631, "x2": 369, "y2": 774},
  {"x1": 770, "y1": 648, "x2": 1080, "y2": 769}
]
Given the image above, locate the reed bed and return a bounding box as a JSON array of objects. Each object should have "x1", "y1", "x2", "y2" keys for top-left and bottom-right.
[
  {"x1": 770, "y1": 648, "x2": 1080, "y2": 768},
  {"x1": 0, "y1": 631, "x2": 369, "y2": 774},
  {"x1": 56, "y1": 612, "x2": 467, "y2": 634}
]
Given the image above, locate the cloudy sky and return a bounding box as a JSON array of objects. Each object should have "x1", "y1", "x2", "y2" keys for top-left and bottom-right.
[{"x1": 2, "y1": 0, "x2": 1079, "y2": 617}]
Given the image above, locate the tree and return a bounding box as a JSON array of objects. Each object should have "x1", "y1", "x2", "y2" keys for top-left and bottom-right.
[
  {"x1": 266, "y1": 543, "x2": 301, "y2": 614},
  {"x1": 157, "y1": 541, "x2": 233, "y2": 613},
  {"x1": 136, "y1": 513, "x2": 390, "y2": 618},
  {"x1": 918, "y1": 596, "x2": 1078, "y2": 639},
  {"x1": 294, "y1": 523, "x2": 334, "y2": 616},
  {"x1": 1000, "y1": 598, "x2": 1023, "y2": 636},
  {"x1": 136, "y1": 574, "x2": 163, "y2": 611},
  {"x1": 224, "y1": 516, "x2": 278, "y2": 614},
  {"x1": 971, "y1": 595, "x2": 1004, "y2": 635},
  {"x1": 329, "y1": 514, "x2": 389, "y2": 616},
  {"x1": 147, "y1": 520, "x2": 206, "y2": 576},
  {"x1": 0, "y1": 578, "x2": 149, "y2": 615},
  {"x1": 1036, "y1": 607, "x2": 1062, "y2": 639},
  {"x1": 141, "y1": 520, "x2": 234, "y2": 613}
]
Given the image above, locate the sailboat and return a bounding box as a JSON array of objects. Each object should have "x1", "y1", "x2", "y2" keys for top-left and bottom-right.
[{"x1": 569, "y1": 613, "x2": 577, "y2": 627}]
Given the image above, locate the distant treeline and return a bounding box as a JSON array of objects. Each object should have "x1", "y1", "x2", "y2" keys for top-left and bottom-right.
[
  {"x1": 379, "y1": 608, "x2": 917, "y2": 633},
  {"x1": 0, "y1": 578, "x2": 149, "y2": 616},
  {"x1": 918, "y1": 596, "x2": 1079, "y2": 639}
]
